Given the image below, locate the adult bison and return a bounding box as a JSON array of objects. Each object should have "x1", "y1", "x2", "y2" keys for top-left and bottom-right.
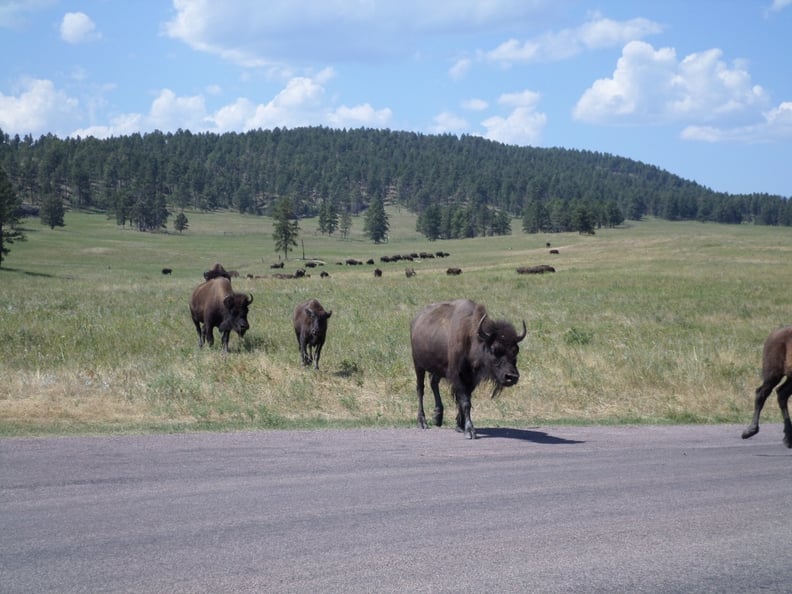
[
  {"x1": 742, "y1": 325, "x2": 792, "y2": 447},
  {"x1": 293, "y1": 298, "x2": 333, "y2": 369},
  {"x1": 189, "y1": 277, "x2": 253, "y2": 352},
  {"x1": 410, "y1": 299, "x2": 526, "y2": 439}
]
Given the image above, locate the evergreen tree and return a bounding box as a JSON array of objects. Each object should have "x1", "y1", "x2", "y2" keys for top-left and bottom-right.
[
  {"x1": 339, "y1": 208, "x2": 352, "y2": 240},
  {"x1": 272, "y1": 196, "x2": 300, "y2": 259},
  {"x1": 0, "y1": 166, "x2": 25, "y2": 267},
  {"x1": 40, "y1": 194, "x2": 65, "y2": 229},
  {"x1": 174, "y1": 211, "x2": 189, "y2": 234},
  {"x1": 363, "y1": 196, "x2": 389, "y2": 243},
  {"x1": 417, "y1": 204, "x2": 442, "y2": 240}
]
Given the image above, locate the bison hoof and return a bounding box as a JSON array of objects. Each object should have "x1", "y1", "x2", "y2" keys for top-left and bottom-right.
[
  {"x1": 742, "y1": 426, "x2": 759, "y2": 439},
  {"x1": 432, "y1": 412, "x2": 443, "y2": 427},
  {"x1": 418, "y1": 416, "x2": 429, "y2": 430},
  {"x1": 465, "y1": 428, "x2": 476, "y2": 440},
  {"x1": 784, "y1": 434, "x2": 792, "y2": 448}
]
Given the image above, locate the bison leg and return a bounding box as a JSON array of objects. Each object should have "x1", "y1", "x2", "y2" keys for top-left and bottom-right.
[
  {"x1": 742, "y1": 376, "x2": 780, "y2": 439},
  {"x1": 776, "y1": 378, "x2": 792, "y2": 448},
  {"x1": 193, "y1": 320, "x2": 205, "y2": 348},
  {"x1": 220, "y1": 329, "x2": 231, "y2": 353},
  {"x1": 454, "y1": 390, "x2": 476, "y2": 439},
  {"x1": 416, "y1": 369, "x2": 429, "y2": 429},
  {"x1": 429, "y1": 374, "x2": 443, "y2": 427},
  {"x1": 313, "y1": 343, "x2": 323, "y2": 370}
]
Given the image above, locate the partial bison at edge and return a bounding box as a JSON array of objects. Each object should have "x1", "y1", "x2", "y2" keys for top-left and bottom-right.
[
  {"x1": 410, "y1": 299, "x2": 526, "y2": 439},
  {"x1": 293, "y1": 298, "x2": 333, "y2": 369},
  {"x1": 189, "y1": 277, "x2": 253, "y2": 353},
  {"x1": 742, "y1": 325, "x2": 792, "y2": 447}
]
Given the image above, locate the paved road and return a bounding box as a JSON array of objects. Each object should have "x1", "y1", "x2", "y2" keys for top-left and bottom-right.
[{"x1": 2, "y1": 424, "x2": 790, "y2": 593}]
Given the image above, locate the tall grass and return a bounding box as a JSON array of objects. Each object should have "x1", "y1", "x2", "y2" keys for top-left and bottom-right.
[{"x1": 1, "y1": 209, "x2": 789, "y2": 435}]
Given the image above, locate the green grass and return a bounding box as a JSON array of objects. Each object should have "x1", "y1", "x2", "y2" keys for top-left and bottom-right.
[{"x1": 0, "y1": 209, "x2": 789, "y2": 436}]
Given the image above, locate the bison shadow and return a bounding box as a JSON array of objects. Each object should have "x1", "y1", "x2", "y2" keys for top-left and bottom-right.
[{"x1": 476, "y1": 427, "x2": 584, "y2": 444}]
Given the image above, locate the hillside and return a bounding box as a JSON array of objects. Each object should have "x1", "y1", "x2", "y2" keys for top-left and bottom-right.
[{"x1": 1, "y1": 126, "x2": 789, "y2": 237}]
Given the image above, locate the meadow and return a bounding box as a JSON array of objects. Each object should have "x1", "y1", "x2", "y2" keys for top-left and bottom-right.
[{"x1": 1, "y1": 208, "x2": 789, "y2": 436}]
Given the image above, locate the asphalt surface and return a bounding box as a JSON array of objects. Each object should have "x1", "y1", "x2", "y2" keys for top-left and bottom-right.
[{"x1": 2, "y1": 424, "x2": 790, "y2": 593}]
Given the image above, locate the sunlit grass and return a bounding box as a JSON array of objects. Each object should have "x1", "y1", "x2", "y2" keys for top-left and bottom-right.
[{"x1": 1, "y1": 209, "x2": 789, "y2": 435}]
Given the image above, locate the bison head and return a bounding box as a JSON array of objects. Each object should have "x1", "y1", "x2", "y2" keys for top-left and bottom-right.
[
  {"x1": 306, "y1": 306, "x2": 332, "y2": 338},
  {"x1": 476, "y1": 314, "x2": 527, "y2": 398},
  {"x1": 220, "y1": 293, "x2": 253, "y2": 337}
]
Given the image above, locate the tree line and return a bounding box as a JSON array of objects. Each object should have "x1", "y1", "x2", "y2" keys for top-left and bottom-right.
[{"x1": 0, "y1": 126, "x2": 790, "y2": 243}]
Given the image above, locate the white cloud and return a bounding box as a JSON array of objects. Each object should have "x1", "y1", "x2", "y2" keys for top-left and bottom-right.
[
  {"x1": 0, "y1": 0, "x2": 54, "y2": 29},
  {"x1": 766, "y1": 0, "x2": 792, "y2": 14},
  {"x1": 430, "y1": 112, "x2": 469, "y2": 134},
  {"x1": 480, "y1": 90, "x2": 546, "y2": 145},
  {"x1": 60, "y1": 12, "x2": 101, "y2": 44},
  {"x1": 462, "y1": 98, "x2": 488, "y2": 111},
  {"x1": 681, "y1": 101, "x2": 792, "y2": 143},
  {"x1": 449, "y1": 58, "x2": 472, "y2": 80},
  {"x1": 0, "y1": 78, "x2": 79, "y2": 135},
  {"x1": 327, "y1": 104, "x2": 393, "y2": 128},
  {"x1": 486, "y1": 14, "x2": 663, "y2": 65},
  {"x1": 163, "y1": 0, "x2": 558, "y2": 67},
  {"x1": 573, "y1": 41, "x2": 769, "y2": 125}
]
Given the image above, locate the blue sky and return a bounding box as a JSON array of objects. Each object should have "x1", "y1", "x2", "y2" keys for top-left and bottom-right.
[{"x1": 1, "y1": 1, "x2": 790, "y2": 197}]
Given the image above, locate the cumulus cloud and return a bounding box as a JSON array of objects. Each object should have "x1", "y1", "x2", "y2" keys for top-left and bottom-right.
[
  {"x1": 681, "y1": 101, "x2": 792, "y2": 143},
  {"x1": 486, "y1": 14, "x2": 663, "y2": 65},
  {"x1": 462, "y1": 98, "x2": 488, "y2": 111},
  {"x1": 481, "y1": 90, "x2": 546, "y2": 145},
  {"x1": 430, "y1": 112, "x2": 469, "y2": 134},
  {"x1": 573, "y1": 41, "x2": 769, "y2": 125},
  {"x1": 60, "y1": 12, "x2": 101, "y2": 44},
  {"x1": 449, "y1": 58, "x2": 472, "y2": 80},
  {"x1": 0, "y1": 78, "x2": 79, "y2": 134}
]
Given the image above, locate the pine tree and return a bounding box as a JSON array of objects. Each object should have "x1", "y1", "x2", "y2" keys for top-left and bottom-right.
[
  {"x1": 0, "y1": 166, "x2": 26, "y2": 267},
  {"x1": 40, "y1": 194, "x2": 65, "y2": 229},
  {"x1": 272, "y1": 197, "x2": 300, "y2": 260},
  {"x1": 174, "y1": 211, "x2": 189, "y2": 234},
  {"x1": 363, "y1": 196, "x2": 389, "y2": 243}
]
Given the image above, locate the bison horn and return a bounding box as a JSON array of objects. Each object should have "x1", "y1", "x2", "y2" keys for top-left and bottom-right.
[
  {"x1": 517, "y1": 320, "x2": 527, "y2": 342},
  {"x1": 476, "y1": 314, "x2": 489, "y2": 340},
  {"x1": 247, "y1": 294, "x2": 254, "y2": 305}
]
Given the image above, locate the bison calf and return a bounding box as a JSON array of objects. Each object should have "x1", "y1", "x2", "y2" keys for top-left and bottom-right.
[
  {"x1": 410, "y1": 299, "x2": 526, "y2": 439},
  {"x1": 189, "y1": 277, "x2": 253, "y2": 352},
  {"x1": 293, "y1": 299, "x2": 333, "y2": 369},
  {"x1": 742, "y1": 325, "x2": 792, "y2": 447}
]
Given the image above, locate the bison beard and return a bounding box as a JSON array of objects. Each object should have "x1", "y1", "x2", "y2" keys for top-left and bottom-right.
[{"x1": 410, "y1": 299, "x2": 526, "y2": 439}]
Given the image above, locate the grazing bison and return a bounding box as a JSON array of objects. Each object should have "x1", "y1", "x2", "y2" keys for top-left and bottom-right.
[
  {"x1": 374, "y1": 268, "x2": 383, "y2": 277},
  {"x1": 293, "y1": 299, "x2": 333, "y2": 369},
  {"x1": 189, "y1": 277, "x2": 253, "y2": 352},
  {"x1": 742, "y1": 325, "x2": 792, "y2": 447},
  {"x1": 405, "y1": 267, "x2": 416, "y2": 278},
  {"x1": 203, "y1": 262, "x2": 232, "y2": 281},
  {"x1": 161, "y1": 267, "x2": 173, "y2": 275},
  {"x1": 517, "y1": 265, "x2": 556, "y2": 274},
  {"x1": 446, "y1": 267, "x2": 462, "y2": 275},
  {"x1": 410, "y1": 299, "x2": 526, "y2": 439}
]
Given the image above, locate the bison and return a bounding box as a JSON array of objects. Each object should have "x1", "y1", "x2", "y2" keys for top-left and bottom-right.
[
  {"x1": 293, "y1": 299, "x2": 333, "y2": 369},
  {"x1": 446, "y1": 267, "x2": 462, "y2": 275},
  {"x1": 203, "y1": 262, "x2": 232, "y2": 281},
  {"x1": 410, "y1": 299, "x2": 526, "y2": 439},
  {"x1": 742, "y1": 325, "x2": 792, "y2": 447},
  {"x1": 189, "y1": 277, "x2": 253, "y2": 352}
]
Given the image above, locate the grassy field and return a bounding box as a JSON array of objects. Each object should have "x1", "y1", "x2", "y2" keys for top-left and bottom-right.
[{"x1": 1, "y1": 208, "x2": 789, "y2": 436}]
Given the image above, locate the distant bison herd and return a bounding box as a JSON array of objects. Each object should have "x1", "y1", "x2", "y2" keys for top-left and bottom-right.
[{"x1": 185, "y1": 259, "x2": 792, "y2": 446}]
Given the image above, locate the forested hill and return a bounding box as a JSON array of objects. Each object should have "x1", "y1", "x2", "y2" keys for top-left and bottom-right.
[{"x1": 1, "y1": 126, "x2": 789, "y2": 237}]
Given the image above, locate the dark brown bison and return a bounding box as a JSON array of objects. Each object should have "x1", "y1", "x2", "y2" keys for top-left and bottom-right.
[
  {"x1": 517, "y1": 265, "x2": 556, "y2": 274},
  {"x1": 161, "y1": 267, "x2": 173, "y2": 275},
  {"x1": 293, "y1": 299, "x2": 333, "y2": 369},
  {"x1": 203, "y1": 262, "x2": 231, "y2": 281},
  {"x1": 446, "y1": 267, "x2": 462, "y2": 275},
  {"x1": 405, "y1": 267, "x2": 416, "y2": 278},
  {"x1": 742, "y1": 325, "x2": 792, "y2": 447},
  {"x1": 410, "y1": 299, "x2": 526, "y2": 439},
  {"x1": 374, "y1": 268, "x2": 383, "y2": 277},
  {"x1": 189, "y1": 277, "x2": 253, "y2": 352}
]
